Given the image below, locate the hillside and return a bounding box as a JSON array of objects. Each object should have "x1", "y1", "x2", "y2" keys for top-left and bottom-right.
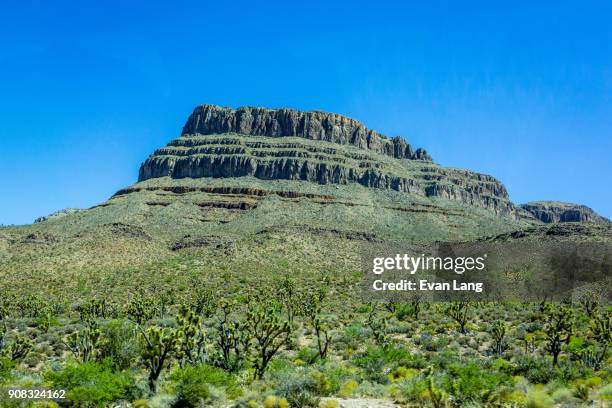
[
  {"x1": 2, "y1": 105, "x2": 610, "y2": 302},
  {"x1": 0, "y1": 105, "x2": 611, "y2": 408}
]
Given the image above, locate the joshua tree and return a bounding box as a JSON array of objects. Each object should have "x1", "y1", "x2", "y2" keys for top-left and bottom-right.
[
  {"x1": 175, "y1": 305, "x2": 207, "y2": 367},
  {"x1": 543, "y1": 304, "x2": 574, "y2": 367},
  {"x1": 139, "y1": 325, "x2": 178, "y2": 392},
  {"x1": 367, "y1": 303, "x2": 389, "y2": 347},
  {"x1": 126, "y1": 295, "x2": 156, "y2": 326},
  {"x1": 245, "y1": 300, "x2": 291, "y2": 379},
  {"x1": 303, "y1": 289, "x2": 331, "y2": 360},
  {"x1": 275, "y1": 276, "x2": 298, "y2": 324},
  {"x1": 588, "y1": 310, "x2": 611, "y2": 369},
  {"x1": 191, "y1": 287, "x2": 217, "y2": 318},
  {"x1": 445, "y1": 301, "x2": 470, "y2": 334},
  {"x1": 578, "y1": 290, "x2": 600, "y2": 318},
  {"x1": 491, "y1": 320, "x2": 508, "y2": 355},
  {"x1": 8, "y1": 335, "x2": 33, "y2": 361},
  {"x1": 64, "y1": 319, "x2": 100, "y2": 363},
  {"x1": 213, "y1": 300, "x2": 250, "y2": 372}
]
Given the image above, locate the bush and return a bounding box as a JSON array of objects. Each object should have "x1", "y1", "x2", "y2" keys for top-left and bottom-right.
[
  {"x1": 0, "y1": 357, "x2": 15, "y2": 380},
  {"x1": 44, "y1": 359, "x2": 136, "y2": 406},
  {"x1": 438, "y1": 362, "x2": 512, "y2": 405},
  {"x1": 512, "y1": 355, "x2": 558, "y2": 384},
  {"x1": 271, "y1": 367, "x2": 320, "y2": 407},
  {"x1": 170, "y1": 364, "x2": 240, "y2": 407},
  {"x1": 97, "y1": 319, "x2": 139, "y2": 370}
]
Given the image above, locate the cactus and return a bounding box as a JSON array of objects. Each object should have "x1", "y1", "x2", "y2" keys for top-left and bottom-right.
[
  {"x1": 8, "y1": 334, "x2": 33, "y2": 361},
  {"x1": 126, "y1": 295, "x2": 156, "y2": 325},
  {"x1": 304, "y1": 289, "x2": 331, "y2": 360},
  {"x1": 212, "y1": 300, "x2": 250, "y2": 372},
  {"x1": 587, "y1": 310, "x2": 611, "y2": 369},
  {"x1": 543, "y1": 304, "x2": 574, "y2": 367},
  {"x1": 275, "y1": 277, "x2": 298, "y2": 324},
  {"x1": 191, "y1": 287, "x2": 217, "y2": 318},
  {"x1": 577, "y1": 289, "x2": 600, "y2": 318},
  {"x1": 445, "y1": 301, "x2": 470, "y2": 334},
  {"x1": 64, "y1": 319, "x2": 100, "y2": 363},
  {"x1": 175, "y1": 304, "x2": 207, "y2": 367},
  {"x1": 245, "y1": 299, "x2": 291, "y2": 379},
  {"x1": 490, "y1": 320, "x2": 508, "y2": 355},
  {"x1": 367, "y1": 303, "x2": 389, "y2": 347},
  {"x1": 139, "y1": 325, "x2": 178, "y2": 392}
]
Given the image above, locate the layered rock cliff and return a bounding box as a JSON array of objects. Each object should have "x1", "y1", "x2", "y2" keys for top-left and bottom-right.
[
  {"x1": 182, "y1": 105, "x2": 432, "y2": 161},
  {"x1": 138, "y1": 105, "x2": 518, "y2": 217},
  {"x1": 520, "y1": 201, "x2": 609, "y2": 224}
]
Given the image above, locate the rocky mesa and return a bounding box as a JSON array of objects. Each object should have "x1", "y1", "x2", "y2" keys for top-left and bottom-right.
[
  {"x1": 181, "y1": 104, "x2": 432, "y2": 161},
  {"x1": 139, "y1": 104, "x2": 518, "y2": 217}
]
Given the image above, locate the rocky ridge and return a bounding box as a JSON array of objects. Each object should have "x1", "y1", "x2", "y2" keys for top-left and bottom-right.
[
  {"x1": 138, "y1": 132, "x2": 517, "y2": 217},
  {"x1": 182, "y1": 104, "x2": 432, "y2": 161},
  {"x1": 520, "y1": 201, "x2": 609, "y2": 224}
]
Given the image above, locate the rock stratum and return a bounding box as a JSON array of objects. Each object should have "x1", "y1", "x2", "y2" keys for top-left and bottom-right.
[
  {"x1": 181, "y1": 104, "x2": 432, "y2": 161},
  {"x1": 520, "y1": 201, "x2": 610, "y2": 224},
  {"x1": 139, "y1": 105, "x2": 518, "y2": 217}
]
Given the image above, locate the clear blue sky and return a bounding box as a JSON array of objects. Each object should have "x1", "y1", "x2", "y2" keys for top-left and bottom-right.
[{"x1": 1, "y1": 1, "x2": 610, "y2": 225}]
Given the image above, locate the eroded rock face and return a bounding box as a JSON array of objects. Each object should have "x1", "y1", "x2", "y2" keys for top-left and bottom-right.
[
  {"x1": 520, "y1": 202, "x2": 609, "y2": 224},
  {"x1": 138, "y1": 130, "x2": 516, "y2": 216},
  {"x1": 182, "y1": 104, "x2": 432, "y2": 161}
]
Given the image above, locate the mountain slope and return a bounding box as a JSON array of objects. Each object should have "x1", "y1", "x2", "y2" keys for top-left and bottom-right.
[{"x1": 2, "y1": 104, "x2": 608, "y2": 303}]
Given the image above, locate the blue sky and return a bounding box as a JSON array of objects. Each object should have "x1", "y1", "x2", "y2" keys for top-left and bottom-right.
[{"x1": 1, "y1": 1, "x2": 610, "y2": 224}]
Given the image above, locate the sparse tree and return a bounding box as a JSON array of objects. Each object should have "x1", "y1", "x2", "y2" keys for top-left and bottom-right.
[
  {"x1": 491, "y1": 320, "x2": 508, "y2": 354},
  {"x1": 175, "y1": 305, "x2": 207, "y2": 367},
  {"x1": 246, "y1": 300, "x2": 291, "y2": 379},
  {"x1": 303, "y1": 289, "x2": 331, "y2": 360},
  {"x1": 64, "y1": 319, "x2": 101, "y2": 363},
  {"x1": 445, "y1": 301, "x2": 470, "y2": 334},
  {"x1": 139, "y1": 325, "x2": 178, "y2": 393},
  {"x1": 543, "y1": 304, "x2": 574, "y2": 367}
]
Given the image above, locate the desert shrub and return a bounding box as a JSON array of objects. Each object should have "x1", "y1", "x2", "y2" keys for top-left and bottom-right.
[
  {"x1": 393, "y1": 374, "x2": 429, "y2": 404},
  {"x1": 525, "y1": 388, "x2": 554, "y2": 408},
  {"x1": 170, "y1": 364, "x2": 240, "y2": 407},
  {"x1": 353, "y1": 345, "x2": 412, "y2": 382},
  {"x1": 0, "y1": 357, "x2": 15, "y2": 380},
  {"x1": 415, "y1": 333, "x2": 450, "y2": 352},
  {"x1": 598, "y1": 382, "x2": 612, "y2": 401},
  {"x1": 97, "y1": 319, "x2": 138, "y2": 370},
  {"x1": 296, "y1": 347, "x2": 320, "y2": 365},
  {"x1": 512, "y1": 355, "x2": 558, "y2": 384},
  {"x1": 262, "y1": 395, "x2": 289, "y2": 408},
  {"x1": 315, "y1": 364, "x2": 356, "y2": 395},
  {"x1": 44, "y1": 359, "x2": 136, "y2": 406},
  {"x1": 270, "y1": 366, "x2": 320, "y2": 407},
  {"x1": 438, "y1": 362, "x2": 512, "y2": 405}
]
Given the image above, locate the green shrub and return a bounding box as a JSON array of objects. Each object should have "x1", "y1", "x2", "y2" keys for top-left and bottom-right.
[
  {"x1": 0, "y1": 357, "x2": 15, "y2": 380},
  {"x1": 438, "y1": 362, "x2": 512, "y2": 405},
  {"x1": 97, "y1": 319, "x2": 138, "y2": 370},
  {"x1": 271, "y1": 367, "x2": 320, "y2": 407},
  {"x1": 44, "y1": 359, "x2": 136, "y2": 406},
  {"x1": 170, "y1": 364, "x2": 240, "y2": 407},
  {"x1": 513, "y1": 355, "x2": 558, "y2": 384}
]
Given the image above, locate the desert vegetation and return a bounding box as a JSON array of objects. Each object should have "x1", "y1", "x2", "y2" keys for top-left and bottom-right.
[{"x1": 0, "y1": 275, "x2": 610, "y2": 407}]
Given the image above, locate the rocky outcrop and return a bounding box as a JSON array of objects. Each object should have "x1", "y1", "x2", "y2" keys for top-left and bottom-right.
[
  {"x1": 34, "y1": 208, "x2": 83, "y2": 223},
  {"x1": 137, "y1": 131, "x2": 516, "y2": 216},
  {"x1": 520, "y1": 201, "x2": 609, "y2": 224},
  {"x1": 182, "y1": 104, "x2": 432, "y2": 161}
]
